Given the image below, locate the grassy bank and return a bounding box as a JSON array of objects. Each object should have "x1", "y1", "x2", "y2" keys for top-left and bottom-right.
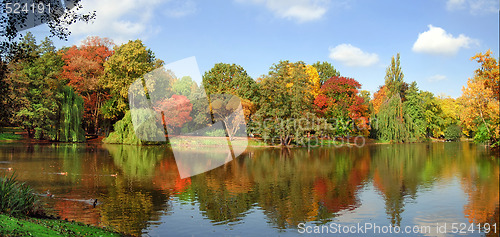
[
  {"x1": 1, "y1": 173, "x2": 123, "y2": 236},
  {"x1": 0, "y1": 127, "x2": 23, "y2": 141},
  {"x1": 0, "y1": 214, "x2": 122, "y2": 236}
]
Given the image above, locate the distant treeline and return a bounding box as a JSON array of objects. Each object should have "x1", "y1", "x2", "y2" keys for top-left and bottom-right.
[{"x1": 0, "y1": 33, "x2": 498, "y2": 147}]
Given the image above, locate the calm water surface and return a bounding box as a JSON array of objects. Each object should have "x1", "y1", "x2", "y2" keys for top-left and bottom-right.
[{"x1": 0, "y1": 142, "x2": 498, "y2": 236}]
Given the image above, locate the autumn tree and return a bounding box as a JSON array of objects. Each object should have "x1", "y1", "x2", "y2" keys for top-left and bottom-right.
[
  {"x1": 203, "y1": 63, "x2": 259, "y2": 123},
  {"x1": 471, "y1": 50, "x2": 499, "y2": 100},
  {"x1": 60, "y1": 36, "x2": 114, "y2": 134},
  {"x1": 371, "y1": 86, "x2": 387, "y2": 115},
  {"x1": 436, "y1": 95, "x2": 461, "y2": 140},
  {"x1": 210, "y1": 94, "x2": 247, "y2": 140},
  {"x1": 421, "y1": 91, "x2": 444, "y2": 137},
  {"x1": 6, "y1": 33, "x2": 86, "y2": 141},
  {"x1": 253, "y1": 61, "x2": 315, "y2": 145},
  {"x1": 459, "y1": 51, "x2": 499, "y2": 146},
  {"x1": 7, "y1": 34, "x2": 63, "y2": 139},
  {"x1": 305, "y1": 65, "x2": 321, "y2": 97},
  {"x1": 153, "y1": 94, "x2": 193, "y2": 135},
  {"x1": 314, "y1": 76, "x2": 369, "y2": 135},
  {"x1": 100, "y1": 40, "x2": 163, "y2": 120},
  {"x1": 312, "y1": 61, "x2": 340, "y2": 85}
]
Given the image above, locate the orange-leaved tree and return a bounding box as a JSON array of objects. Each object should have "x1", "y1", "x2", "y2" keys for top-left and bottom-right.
[
  {"x1": 60, "y1": 36, "x2": 114, "y2": 134},
  {"x1": 458, "y1": 50, "x2": 499, "y2": 147}
]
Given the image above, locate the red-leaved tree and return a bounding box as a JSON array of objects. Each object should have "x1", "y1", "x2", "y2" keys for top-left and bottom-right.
[
  {"x1": 315, "y1": 76, "x2": 369, "y2": 134},
  {"x1": 153, "y1": 94, "x2": 193, "y2": 135},
  {"x1": 60, "y1": 36, "x2": 114, "y2": 134}
]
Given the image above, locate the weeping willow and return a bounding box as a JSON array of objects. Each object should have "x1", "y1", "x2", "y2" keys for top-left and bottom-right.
[
  {"x1": 58, "y1": 86, "x2": 85, "y2": 142},
  {"x1": 376, "y1": 94, "x2": 408, "y2": 143}
]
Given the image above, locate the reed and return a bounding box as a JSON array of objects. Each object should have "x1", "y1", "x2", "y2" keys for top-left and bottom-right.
[{"x1": 0, "y1": 173, "x2": 41, "y2": 216}]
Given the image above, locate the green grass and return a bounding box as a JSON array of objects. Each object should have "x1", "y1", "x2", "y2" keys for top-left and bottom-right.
[
  {"x1": 0, "y1": 133, "x2": 22, "y2": 141},
  {"x1": 0, "y1": 127, "x2": 23, "y2": 133},
  {"x1": 0, "y1": 173, "x2": 123, "y2": 236},
  {"x1": 246, "y1": 139, "x2": 270, "y2": 147},
  {"x1": 0, "y1": 214, "x2": 122, "y2": 237},
  {"x1": 373, "y1": 139, "x2": 390, "y2": 144}
]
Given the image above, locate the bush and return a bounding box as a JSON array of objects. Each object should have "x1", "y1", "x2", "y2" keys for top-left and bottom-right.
[
  {"x1": 0, "y1": 173, "x2": 41, "y2": 216},
  {"x1": 103, "y1": 110, "x2": 165, "y2": 145},
  {"x1": 473, "y1": 123, "x2": 491, "y2": 144},
  {"x1": 444, "y1": 124, "x2": 462, "y2": 141}
]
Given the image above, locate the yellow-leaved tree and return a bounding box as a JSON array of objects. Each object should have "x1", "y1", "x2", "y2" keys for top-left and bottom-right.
[
  {"x1": 305, "y1": 65, "x2": 321, "y2": 97},
  {"x1": 458, "y1": 50, "x2": 500, "y2": 147}
]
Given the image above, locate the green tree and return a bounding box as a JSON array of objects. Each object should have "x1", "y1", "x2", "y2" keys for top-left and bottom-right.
[
  {"x1": 384, "y1": 53, "x2": 407, "y2": 99},
  {"x1": 202, "y1": 63, "x2": 258, "y2": 101},
  {"x1": 100, "y1": 40, "x2": 163, "y2": 120},
  {"x1": 0, "y1": 58, "x2": 10, "y2": 127},
  {"x1": 8, "y1": 34, "x2": 63, "y2": 139},
  {"x1": 57, "y1": 86, "x2": 86, "y2": 142},
  {"x1": 253, "y1": 61, "x2": 316, "y2": 145},
  {"x1": 5, "y1": 33, "x2": 86, "y2": 141},
  {"x1": 103, "y1": 110, "x2": 164, "y2": 145},
  {"x1": 312, "y1": 61, "x2": 340, "y2": 85},
  {"x1": 421, "y1": 91, "x2": 444, "y2": 137},
  {"x1": 173, "y1": 76, "x2": 198, "y2": 98},
  {"x1": 444, "y1": 124, "x2": 461, "y2": 141},
  {"x1": 202, "y1": 63, "x2": 259, "y2": 129},
  {"x1": 376, "y1": 93, "x2": 407, "y2": 142},
  {"x1": 402, "y1": 82, "x2": 426, "y2": 141}
]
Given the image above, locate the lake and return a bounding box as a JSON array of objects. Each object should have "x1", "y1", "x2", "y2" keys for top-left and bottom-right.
[{"x1": 0, "y1": 142, "x2": 498, "y2": 236}]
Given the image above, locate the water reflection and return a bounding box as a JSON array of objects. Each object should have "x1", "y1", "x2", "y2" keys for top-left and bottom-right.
[{"x1": 0, "y1": 142, "x2": 498, "y2": 236}]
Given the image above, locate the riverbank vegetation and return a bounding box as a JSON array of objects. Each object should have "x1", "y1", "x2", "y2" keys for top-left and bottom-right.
[
  {"x1": 0, "y1": 173, "x2": 122, "y2": 236},
  {"x1": 0, "y1": 33, "x2": 498, "y2": 147}
]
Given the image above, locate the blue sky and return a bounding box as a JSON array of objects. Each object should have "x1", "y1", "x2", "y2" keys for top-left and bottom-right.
[{"x1": 35, "y1": 0, "x2": 499, "y2": 98}]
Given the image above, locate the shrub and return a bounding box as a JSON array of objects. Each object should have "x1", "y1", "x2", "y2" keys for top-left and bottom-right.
[
  {"x1": 103, "y1": 110, "x2": 165, "y2": 145},
  {"x1": 444, "y1": 124, "x2": 462, "y2": 141},
  {"x1": 0, "y1": 173, "x2": 41, "y2": 216},
  {"x1": 473, "y1": 123, "x2": 491, "y2": 144}
]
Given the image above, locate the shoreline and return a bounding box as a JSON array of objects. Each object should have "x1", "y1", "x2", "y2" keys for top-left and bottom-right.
[{"x1": 0, "y1": 213, "x2": 124, "y2": 236}]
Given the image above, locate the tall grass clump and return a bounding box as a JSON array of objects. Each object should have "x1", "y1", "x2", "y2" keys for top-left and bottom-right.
[{"x1": 0, "y1": 173, "x2": 41, "y2": 216}]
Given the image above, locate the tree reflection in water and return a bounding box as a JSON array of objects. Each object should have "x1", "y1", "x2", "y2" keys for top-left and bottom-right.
[{"x1": 0, "y1": 142, "x2": 497, "y2": 236}]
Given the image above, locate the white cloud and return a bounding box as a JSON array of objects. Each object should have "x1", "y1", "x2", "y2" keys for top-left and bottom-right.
[
  {"x1": 446, "y1": 0, "x2": 498, "y2": 14},
  {"x1": 236, "y1": 0, "x2": 332, "y2": 23},
  {"x1": 68, "y1": 0, "x2": 196, "y2": 45},
  {"x1": 164, "y1": 0, "x2": 197, "y2": 18},
  {"x1": 328, "y1": 44, "x2": 379, "y2": 67},
  {"x1": 446, "y1": 0, "x2": 466, "y2": 11},
  {"x1": 468, "y1": 0, "x2": 499, "y2": 14},
  {"x1": 427, "y1": 74, "x2": 447, "y2": 82},
  {"x1": 412, "y1": 25, "x2": 476, "y2": 56}
]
